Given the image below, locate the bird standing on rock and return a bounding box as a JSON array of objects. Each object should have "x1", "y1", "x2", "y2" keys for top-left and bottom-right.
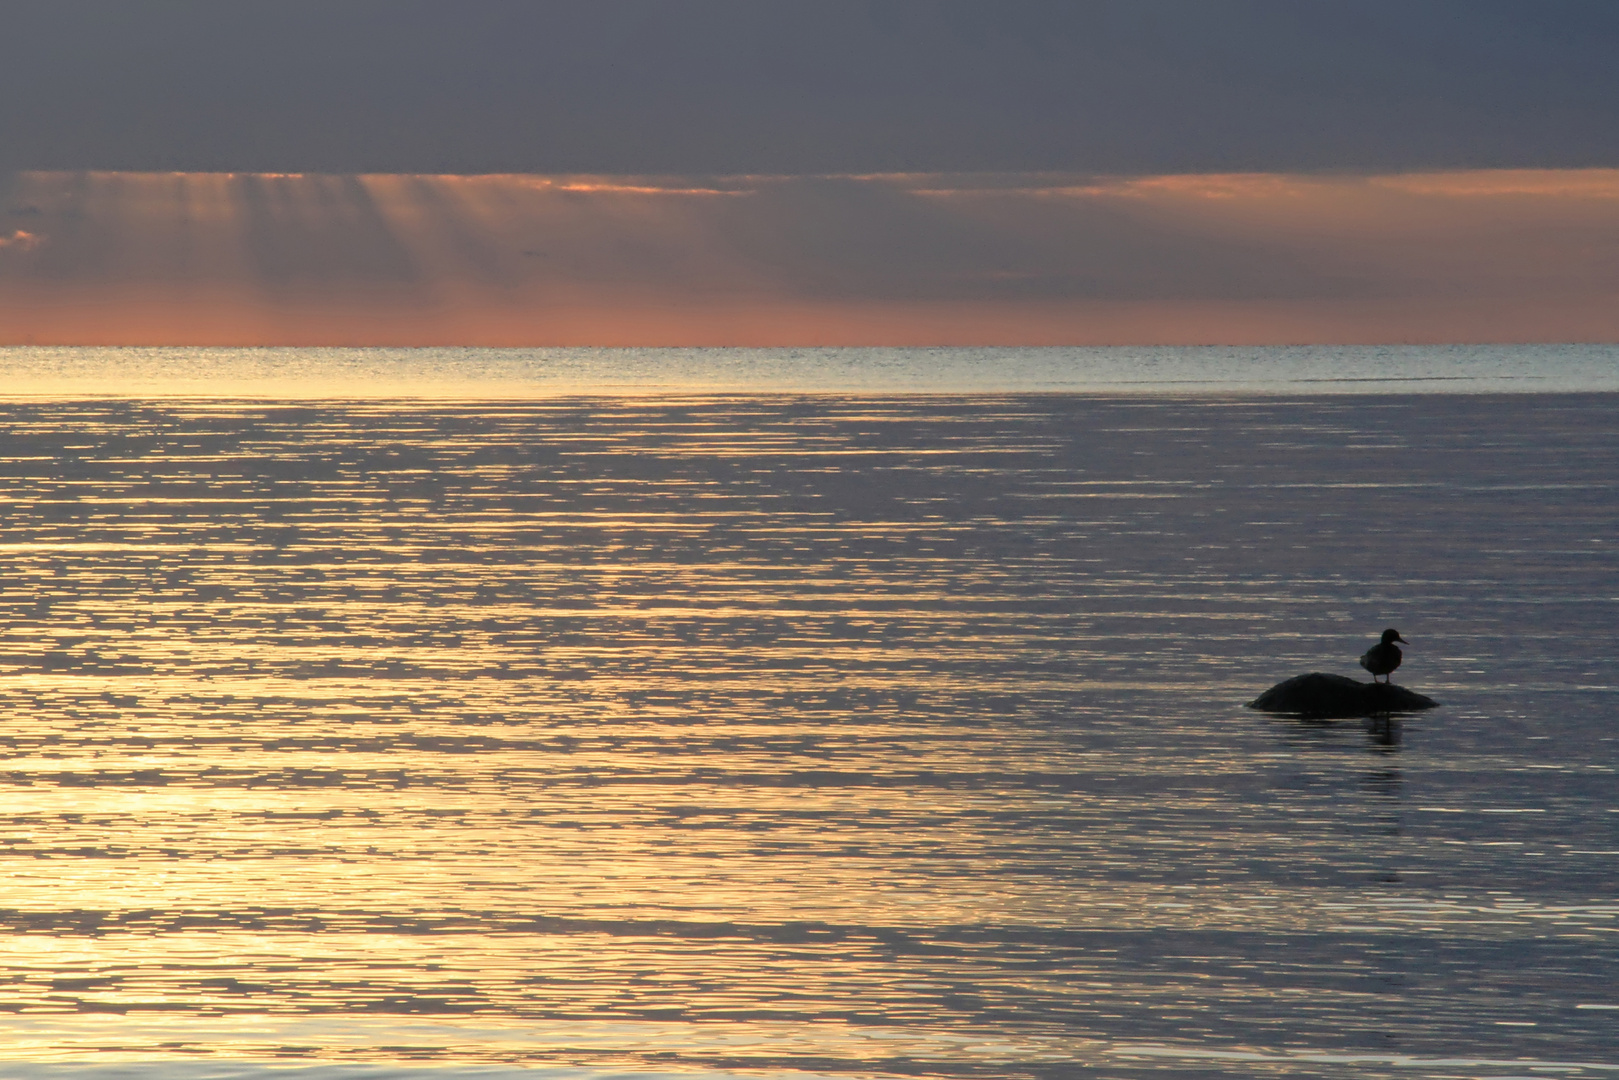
[{"x1": 1360, "y1": 628, "x2": 1409, "y2": 683}]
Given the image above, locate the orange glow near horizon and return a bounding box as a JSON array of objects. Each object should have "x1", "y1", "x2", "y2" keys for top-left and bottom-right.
[{"x1": 3, "y1": 169, "x2": 1618, "y2": 346}]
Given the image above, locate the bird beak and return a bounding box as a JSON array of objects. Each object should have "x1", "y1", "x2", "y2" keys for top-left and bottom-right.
[{"x1": 1396, "y1": 634, "x2": 1410, "y2": 644}]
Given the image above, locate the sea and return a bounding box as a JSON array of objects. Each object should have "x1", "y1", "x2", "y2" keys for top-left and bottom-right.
[{"x1": 0, "y1": 345, "x2": 1615, "y2": 1080}]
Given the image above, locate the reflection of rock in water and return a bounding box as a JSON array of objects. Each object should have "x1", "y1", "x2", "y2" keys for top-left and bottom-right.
[{"x1": 1248, "y1": 672, "x2": 1439, "y2": 719}]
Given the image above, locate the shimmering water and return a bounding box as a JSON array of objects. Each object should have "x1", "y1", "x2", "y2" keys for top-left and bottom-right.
[
  {"x1": 0, "y1": 351, "x2": 1616, "y2": 1079},
  {"x1": 4, "y1": 343, "x2": 1619, "y2": 397}
]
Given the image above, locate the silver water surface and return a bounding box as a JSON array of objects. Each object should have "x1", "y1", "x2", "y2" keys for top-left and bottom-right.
[
  {"x1": 0, "y1": 392, "x2": 1615, "y2": 1078},
  {"x1": 3, "y1": 344, "x2": 1619, "y2": 396}
]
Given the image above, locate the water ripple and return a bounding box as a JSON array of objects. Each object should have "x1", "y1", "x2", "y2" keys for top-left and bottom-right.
[{"x1": 0, "y1": 393, "x2": 1615, "y2": 1077}]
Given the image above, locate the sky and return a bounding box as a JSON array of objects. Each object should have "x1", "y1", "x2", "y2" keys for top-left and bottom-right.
[{"x1": 3, "y1": 0, "x2": 1618, "y2": 346}]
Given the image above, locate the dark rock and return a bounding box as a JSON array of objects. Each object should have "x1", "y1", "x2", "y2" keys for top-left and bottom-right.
[{"x1": 1248, "y1": 672, "x2": 1439, "y2": 719}]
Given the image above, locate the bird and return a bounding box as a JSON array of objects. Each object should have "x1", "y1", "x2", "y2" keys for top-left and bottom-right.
[{"x1": 1359, "y1": 628, "x2": 1409, "y2": 684}]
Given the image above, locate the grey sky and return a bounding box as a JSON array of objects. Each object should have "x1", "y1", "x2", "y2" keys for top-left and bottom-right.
[{"x1": 3, "y1": 0, "x2": 1617, "y2": 176}]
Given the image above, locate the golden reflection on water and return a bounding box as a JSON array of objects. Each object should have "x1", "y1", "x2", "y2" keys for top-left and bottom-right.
[{"x1": 0, "y1": 395, "x2": 1616, "y2": 1077}]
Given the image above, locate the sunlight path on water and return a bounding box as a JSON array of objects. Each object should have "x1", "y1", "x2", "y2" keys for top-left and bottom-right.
[
  {"x1": 2, "y1": 343, "x2": 1619, "y2": 397},
  {"x1": 0, "y1": 393, "x2": 1614, "y2": 1078}
]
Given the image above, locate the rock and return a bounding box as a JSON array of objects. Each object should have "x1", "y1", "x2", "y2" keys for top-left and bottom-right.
[{"x1": 1248, "y1": 672, "x2": 1439, "y2": 719}]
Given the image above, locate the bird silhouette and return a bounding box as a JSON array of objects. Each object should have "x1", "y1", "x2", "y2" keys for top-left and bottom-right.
[{"x1": 1359, "y1": 628, "x2": 1409, "y2": 684}]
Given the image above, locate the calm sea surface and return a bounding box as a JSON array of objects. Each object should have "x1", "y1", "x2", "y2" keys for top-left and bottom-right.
[{"x1": 0, "y1": 347, "x2": 1615, "y2": 1080}]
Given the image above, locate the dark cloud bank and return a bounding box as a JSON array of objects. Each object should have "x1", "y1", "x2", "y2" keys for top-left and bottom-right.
[{"x1": 3, "y1": 0, "x2": 1617, "y2": 176}]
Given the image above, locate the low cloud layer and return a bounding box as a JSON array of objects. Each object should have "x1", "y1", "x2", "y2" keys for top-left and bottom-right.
[{"x1": 3, "y1": 169, "x2": 1618, "y2": 345}]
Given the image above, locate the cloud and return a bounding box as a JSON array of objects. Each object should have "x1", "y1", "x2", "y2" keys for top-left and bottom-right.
[
  {"x1": 3, "y1": 168, "x2": 1618, "y2": 346},
  {"x1": 0, "y1": 229, "x2": 42, "y2": 250},
  {"x1": 2, "y1": 2, "x2": 1617, "y2": 176}
]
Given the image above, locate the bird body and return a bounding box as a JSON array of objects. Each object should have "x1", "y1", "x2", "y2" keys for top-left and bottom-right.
[{"x1": 1359, "y1": 628, "x2": 1408, "y2": 683}]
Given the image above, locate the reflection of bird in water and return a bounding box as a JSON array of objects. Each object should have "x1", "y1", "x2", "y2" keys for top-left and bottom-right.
[{"x1": 1360, "y1": 628, "x2": 1409, "y2": 683}]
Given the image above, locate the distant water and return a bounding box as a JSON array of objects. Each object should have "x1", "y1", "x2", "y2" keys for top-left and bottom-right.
[
  {"x1": 0, "y1": 348, "x2": 1616, "y2": 1079},
  {"x1": 2, "y1": 343, "x2": 1618, "y2": 396}
]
